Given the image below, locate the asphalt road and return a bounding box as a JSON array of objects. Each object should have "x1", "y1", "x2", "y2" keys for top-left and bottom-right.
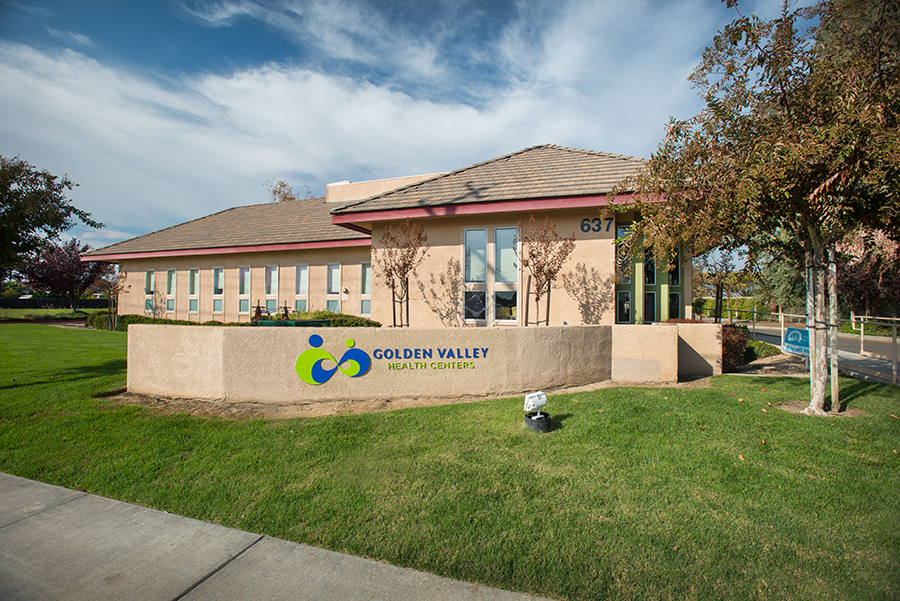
[{"x1": 743, "y1": 322, "x2": 898, "y2": 384}]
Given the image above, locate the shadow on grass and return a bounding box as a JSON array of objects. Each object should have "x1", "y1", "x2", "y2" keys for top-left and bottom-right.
[
  {"x1": 827, "y1": 379, "x2": 890, "y2": 413},
  {"x1": 0, "y1": 359, "x2": 127, "y2": 391},
  {"x1": 550, "y1": 413, "x2": 573, "y2": 430}
]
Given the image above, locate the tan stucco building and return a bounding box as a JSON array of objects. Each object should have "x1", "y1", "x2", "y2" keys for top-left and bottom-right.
[{"x1": 84, "y1": 144, "x2": 692, "y2": 327}]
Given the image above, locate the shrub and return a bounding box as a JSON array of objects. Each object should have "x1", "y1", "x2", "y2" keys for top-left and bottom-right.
[
  {"x1": 289, "y1": 310, "x2": 382, "y2": 328},
  {"x1": 722, "y1": 325, "x2": 750, "y2": 372}
]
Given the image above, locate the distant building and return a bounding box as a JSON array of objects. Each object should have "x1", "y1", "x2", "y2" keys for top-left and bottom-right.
[{"x1": 83, "y1": 145, "x2": 691, "y2": 326}]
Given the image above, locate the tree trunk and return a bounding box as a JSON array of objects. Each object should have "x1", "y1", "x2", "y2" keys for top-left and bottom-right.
[
  {"x1": 803, "y1": 243, "x2": 829, "y2": 415},
  {"x1": 829, "y1": 247, "x2": 839, "y2": 410}
]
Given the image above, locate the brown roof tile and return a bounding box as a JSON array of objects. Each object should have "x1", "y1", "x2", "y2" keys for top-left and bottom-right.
[
  {"x1": 332, "y1": 144, "x2": 646, "y2": 215},
  {"x1": 83, "y1": 198, "x2": 369, "y2": 257}
]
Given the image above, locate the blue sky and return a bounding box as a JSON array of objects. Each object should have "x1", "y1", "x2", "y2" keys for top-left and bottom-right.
[{"x1": 0, "y1": 0, "x2": 783, "y2": 250}]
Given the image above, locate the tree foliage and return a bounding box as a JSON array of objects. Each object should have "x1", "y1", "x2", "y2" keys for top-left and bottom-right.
[
  {"x1": 1, "y1": 156, "x2": 101, "y2": 278},
  {"x1": 518, "y1": 215, "x2": 575, "y2": 325},
  {"x1": 620, "y1": 0, "x2": 900, "y2": 413},
  {"x1": 373, "y1": 219, "x2": 429, "y2": 327},
  {"x1": 20, "y1": 239, "x2": 111, "y2": 312},
  {"x1": 837, "y1": 229, "x2": 900, "y2": 316}
]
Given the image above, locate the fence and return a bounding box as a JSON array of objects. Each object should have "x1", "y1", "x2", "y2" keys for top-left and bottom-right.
[{"x1": 696, "y1": 306, "x2": 898, "y2": 384}]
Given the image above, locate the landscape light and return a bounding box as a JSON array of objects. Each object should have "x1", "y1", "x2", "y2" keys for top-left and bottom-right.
[{"x1": 523, "y1": 391, "x2": 551, "y2": 432}]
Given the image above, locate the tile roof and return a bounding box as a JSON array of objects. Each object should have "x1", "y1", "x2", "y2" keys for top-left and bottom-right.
[
  {"x1": 83, "y1": 198, "x2": 369, "y2": 257},
  {"x1": 332, "y1": 144, "x2": 646, "y2": 215}
]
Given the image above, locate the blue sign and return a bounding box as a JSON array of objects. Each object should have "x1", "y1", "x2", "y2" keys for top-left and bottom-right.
[{"x1": 783, "y1": 327, "x2": 810, "y2": 356}]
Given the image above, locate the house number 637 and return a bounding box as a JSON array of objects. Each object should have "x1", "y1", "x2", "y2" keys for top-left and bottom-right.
[{"x1": 580, "y1": 217, "x2": 614, "y2": 233}]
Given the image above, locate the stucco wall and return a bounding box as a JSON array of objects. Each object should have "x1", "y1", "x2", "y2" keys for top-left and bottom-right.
[
  {"x1": 611, "y1": 324, "x2": 680, "y2": 382},
  {"x1": 127, "y1": 324, "x2": 613, "y2": 403},
  {"x1": 118, "y1": 245, "x2": 371, "y2": 323},
  {"x1": 676, "y1": 323, "x2": 723, "y2": 378}
]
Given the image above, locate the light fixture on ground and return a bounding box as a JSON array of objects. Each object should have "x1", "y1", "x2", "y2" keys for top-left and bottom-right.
[{"x1": 523, "y1": 391, "x2": 551, "y2": 432}]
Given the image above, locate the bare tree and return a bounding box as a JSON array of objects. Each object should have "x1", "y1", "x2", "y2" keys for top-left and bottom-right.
[
  {"x1": 373, "y1": 219, "x2": 429, "y2": 327},
  {"x1": 265, "y1": 179, "x2": 314, "y2": 202},
  {"x1": 518, "y1": 216, "x2": 575, "y2": 325},
  {"x1": 97, "y1": 267, "x2": 130, "y2": 329}
]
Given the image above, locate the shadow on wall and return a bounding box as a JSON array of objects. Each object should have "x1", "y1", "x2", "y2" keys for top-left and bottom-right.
[
  {"x1": 562, "y1": 263, "x2": 614, "y2": 325},
  {"x1": 418, "y1": 258, "x2": 463, "y2": 327}
]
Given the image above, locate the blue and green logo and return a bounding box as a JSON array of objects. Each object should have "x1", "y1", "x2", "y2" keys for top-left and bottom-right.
[{"x1": 296, "y1": 334, "x2": 371, "y2": 385}]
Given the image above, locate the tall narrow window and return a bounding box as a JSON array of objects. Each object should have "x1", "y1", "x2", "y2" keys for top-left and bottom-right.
[
  {"x1": 494, "y1": 227, "x2": 518, "y2": 284},
  {"x1": 165, "y1": 269, "x2": 176, "y2": 312},
  {"x1": 360, "y1": 262, "x2": 371, "y2": 315},
  {"x1": 265, "y1": 266, "x2": 278, "y2": 312},
  {"x1": 238, "y1": 267, "x2": 250, "y2": 314},
  {"x1": 668, "y1": 249, "x2": 681, "y2": 287},
  {"x1": 615, "y1": 226, "x2": 632, "y2": 284},
  {"x1": 464, "y1": 229, "x2": 487, "y2": 283},
  {"x1": 644, "y1": 250, "x2": 656, "y2": 286},
  {"x1": 326, "y1": 264, "x2": 340, "y2": 312},
  {"x1": 188, "y1": 269, "x2": 199, "y2": 313},
  {"x1": 212, "y1": 268, "x2": 224, "y2": 313},
  {"x1": 295, "y1": 264, "x2": 308, "y2": 312},
  {"x1": 644, "y1": 291, "x2": 657, "y2": 323},
  {"x1": 144, "y1": 271, "x2": 155, "y2": 313},
  {"x1": 669, "y1": 292, "x2": 681, "y2": 320},
  {"x1": 616, "y1": 290, "x2": 631, "y2": 323}
]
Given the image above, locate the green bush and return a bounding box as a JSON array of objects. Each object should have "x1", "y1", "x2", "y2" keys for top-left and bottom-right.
[
  {"x1": 289, "y1": 310, "x2": 381, "y2": 328},
  {"x1": 88, "y1": 312, "x2": 380, "y2": 331}
]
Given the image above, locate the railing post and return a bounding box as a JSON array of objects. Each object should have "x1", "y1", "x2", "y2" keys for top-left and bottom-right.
[{"x1": 893, "y1": 325, "x2": 898, "y2": 386}]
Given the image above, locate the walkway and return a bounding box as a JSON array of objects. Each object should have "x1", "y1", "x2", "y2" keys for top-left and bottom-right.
[{"x1": 0, "y1": 473, "x2": 551, "y2": 601}]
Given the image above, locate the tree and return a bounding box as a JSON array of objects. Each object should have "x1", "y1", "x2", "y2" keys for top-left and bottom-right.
[
  {"x1": 518, "y1": 215, "x2": 575, "y2": 325},
  {"x1": 1, "y1": 156, "x2": 101, "y2": 279},
  {"x1": 20, "y1": 239, "x2": 110, "y2": 312},
  {"x1": 373, "y1": 219, "x2": 429, "y2": 327},
  {"x1": 837, "y1": 229, "x2": 900, "y2": 316},
  {"x1": 265, "y1": 179, "x2": 314, "y2": 202},
  {"x1": 619, "y1": 0, "x2": 900, "y2": 414}
]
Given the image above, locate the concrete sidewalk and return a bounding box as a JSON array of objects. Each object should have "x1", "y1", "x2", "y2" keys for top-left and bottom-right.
[{"x1": 0, "y1": 473, "x2": 552, "y2": 601}]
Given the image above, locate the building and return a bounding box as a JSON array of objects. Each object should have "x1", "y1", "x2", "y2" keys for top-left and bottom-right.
[{"x1": 83, "y1": 144, "x2": 691, "y2": 326}]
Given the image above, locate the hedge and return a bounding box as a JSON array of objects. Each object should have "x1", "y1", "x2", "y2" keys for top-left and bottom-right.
[{"x1": 87, "y1": 311, "x2": 381, "y2": 331}]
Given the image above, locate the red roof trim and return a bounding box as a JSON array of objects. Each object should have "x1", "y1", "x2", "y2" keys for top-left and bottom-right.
[
  {"x1": 331, "y1": 193, "x2": 636, "y2": 225},
  {"x1": 81, "y1": 237, "x2": 371, "y2": 262}
]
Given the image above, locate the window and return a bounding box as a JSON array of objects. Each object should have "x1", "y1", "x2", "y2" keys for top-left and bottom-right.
[
  {"x1": 360, "y1": 262, "x2": 371, "y2": 315},
  {"x1": 265, "y1": 266, "x2": 278, "y2": 312},
  {"x1": 464, "y1": 291, "x2": 486, "y2": 321},
  {"x1": 326, "y1": 264, "x2": 340, "y2": 295},
  {"x1": 668, "y1": 249, "x2": 681, "y2": 286},
  {"x1": 295, "y1": 265, "x2": 308, "y2": 312},
  {"x1": 644, "y1": 291, "x2": 657, "y2": 323},
  {"x1": 494, "y1": 227, "x2": 518, "y2": 283},
  {"x1": 326, "y1": 264, "x2": 340, "y2": 313},
  {"x1": 494, "y1": 291, "x2": 517, "y2": 321},
  {"x1": 615, "y1": 226, "x2": 632, "y2": 284},
  {"x1": 464, "y1": 229, "x2": 487, "y2": 283},
  {"x1": 616, "y1": 291, "x2": 631, "y2": 323},
  {"x1": 669, "y1": 292, "x2": 681, "y2": 320},
  {"x1": 212, "y1": 268, "x2": 224, "y2": 313},
  {"x1": 165, "y1": 270, "x2": 176, "y2": 312},
  {"x1": 144, "y1": 271, "x2": 155, "y2": 314},
  {"x1": 644, "y1": 250, "x2": 656, "y2": 286},
  {"x1": 188, "y1": 269, "x2": 199, "y2": 313},
  {"x1": 238, "y1": 267, "x2": 250, "y2": 314}
]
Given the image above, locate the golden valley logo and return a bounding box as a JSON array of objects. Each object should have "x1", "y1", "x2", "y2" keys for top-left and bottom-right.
[{"x1": 296, "y1": 334, "x2": 371, "y2": 385}]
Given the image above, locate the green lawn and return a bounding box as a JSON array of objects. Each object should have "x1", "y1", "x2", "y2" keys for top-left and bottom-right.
[{"x1": 1, "y1": 324, "x2": 898, "y2": 601}]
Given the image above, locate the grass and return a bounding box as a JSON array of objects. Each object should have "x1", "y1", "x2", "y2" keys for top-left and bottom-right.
[
  {"x1": 0, "y1": 307, "x2": 104, "y2": 321},
  {"x1": 1, "y1": 324, "x2": 898, "y2": 601}
]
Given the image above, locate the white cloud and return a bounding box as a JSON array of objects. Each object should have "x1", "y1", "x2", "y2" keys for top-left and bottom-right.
[{"x1": 0, "y1": 0, "x2": 791, "y2": 250}]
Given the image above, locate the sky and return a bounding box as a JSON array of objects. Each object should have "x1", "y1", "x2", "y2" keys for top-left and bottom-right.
[{"x1": 0, "y1": 0, "x2": 784, "y2": 251}]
